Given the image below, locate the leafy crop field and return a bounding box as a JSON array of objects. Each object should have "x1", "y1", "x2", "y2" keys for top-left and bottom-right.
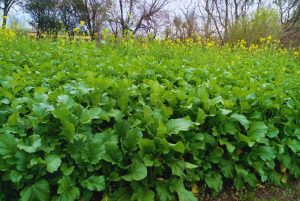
[{"x1": 1, "y1": 31, "x2": 300, "y2": 201}]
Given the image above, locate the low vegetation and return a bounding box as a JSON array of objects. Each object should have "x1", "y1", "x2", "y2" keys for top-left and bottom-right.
[{"x1": 0, "y1": 30, "x2": 300, "y2": 200}]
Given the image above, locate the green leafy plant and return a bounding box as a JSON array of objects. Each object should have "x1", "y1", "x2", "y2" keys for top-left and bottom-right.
[{"x1": 0, "y1": 34, "x2": 300, "y2": 200}]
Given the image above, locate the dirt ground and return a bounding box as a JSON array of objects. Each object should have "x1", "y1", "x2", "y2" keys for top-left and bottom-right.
[{"x1": 197, "y1": 180, "x2": 300, "y2": 201}]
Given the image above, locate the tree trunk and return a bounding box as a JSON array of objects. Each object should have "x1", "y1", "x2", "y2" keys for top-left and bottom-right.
[
  {"x1": 2, "y1": 9, "x2": 9, "y2": 28},
  {"x1": 224, "y1": 0, "x2": 229, "y2": 43}
]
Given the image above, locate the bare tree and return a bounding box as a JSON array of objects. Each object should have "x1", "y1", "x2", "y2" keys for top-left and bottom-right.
[
  {"x1": 200, "y1": 0, "x2": 223, "y2": 41},
  {"x1": 198, "y1": 0, "x2": 259, "y2": 43},
  {"x1": 169, "y1": 4, "x2": 199, "y2": 40},
  {"x1": 108, "y1": 6, "x2": 122, "y2": 37},
  {"x1": 113, "y1": 0, "x2": 170, "y2": 35},
  {"x1": 0, "y1": 0, "x2": 20, "y2": 27},
  {"x1": 275, "y1": 0, "x2": 300, "y2": 24},
  {"x1": 197, "y1": 0, "x2": 213, "y2": 38},
  {"x1": 274, "y1": 0, "x2": 300, "y2": 45}
]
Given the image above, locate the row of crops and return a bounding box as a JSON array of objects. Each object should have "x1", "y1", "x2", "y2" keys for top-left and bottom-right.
[{"x1": 0, "y1": 32, "x2": 300, "y2": 200}]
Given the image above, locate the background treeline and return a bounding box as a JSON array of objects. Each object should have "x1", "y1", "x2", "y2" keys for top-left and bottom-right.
[{"x1": 1, "y1": 0, "x2": 300, "y2": 46}]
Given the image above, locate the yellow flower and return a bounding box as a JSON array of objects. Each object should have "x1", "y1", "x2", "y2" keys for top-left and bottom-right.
[
  {"x1": 206, "y1": 40, "x2": 215, "y2": 47},
  {"x1": 239, "y1": 39, "x2": 246, "y2": 49},
  {"x1": 185, "y1": 38, "x2": 194, "y2": 46},
  {"x1": 274, "y1": 39, "x2": 280, "y2": 44},
  {"x1": 197, "y1": 36, "x2": 202, "y2": 45},
  {"x1": 293, "y1": 51, "x2": 299, "y2": 56},
  {"x1": 80, "y1": 21, "x2": 85, "y2": 27},
  {"x1": 197, "y1": 36, "x2": 202, "y2": 42},
  {"x1": 266, "y1": 35, "x2": 272, "y2": 44},
  {"x1": 73, "y1": 27, "x2": 79, "y2": 33},
  {"x1": 0, "y1": 28, "x2": 16, "y2": 39},
  {"x1": 129, "y1": 38, "x2": 134, "y2": 44},
  {"x1": 249, "y1": 44, "x2": 258, "y2": 51},
  {"x1": 259, "y1": 37, "x2": 265, "y2": 43}
]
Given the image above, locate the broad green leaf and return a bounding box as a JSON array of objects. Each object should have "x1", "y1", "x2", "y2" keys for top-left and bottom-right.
[
  {"x1": 169, "y1": 160, "x2": 185, "y2": 177},
  {"x1": 196, "y1": 109, "x2": 206, "y2": 124},
  {"x1": 52, "y1": 106, "x2": 73, "y2": 123},
  {"x1": 80, "y1": 109, "x2": 91, "y2": 124},
  {"x1": 157, "y1": 120, "x2": 168, "y2": 137},
  {"x1": 32, "y1": 103, "x2": 54, "y2": 117},
  {"x1": 115, "y1": 120, "x2": 130, "y2": 139},
  {"x1": 60, "y1": 122, "x2": 75, "y2": 143},
  {"x1": 2, "y1": 170, "x2": 22, "y2": 183},
  {"x1": 20, "y1": 180, "x2": 50, "y2": 201},
  {"x1": 90, "y1": 107, "x2": 109, "y2": 121},
  {"x1": 45, "y1": 154, "x2": 62, "y2": 173},
  {"x1": 255, "y1": 146, "x2": 276, "y2": 161},
  {"x1": 7, "y1": 112, "x2": 20, "y2": 125},
  {"x1": 234, "y1": 177, "x2": 244, "y2": 190},
  {"x1": 278, "y1": 154, "x2": 291, "y2": 168},
  {"x1": 209, "y1": 96, "x2": 223, "y2": 105},
  {"x1": 109, "y1": 188, "x2": 132, "y2": 201},
  {"x1": 61, "y1": 164, "x2": 75, "y2": 176},
  {"x1": 81, "y1": 142, "x2": 105, "y2": 164},
  {"x1": 177, "y1": 187, "x2": 197, "y2": 201},
  {"x1": 238, "y1": 134, "x2": 255, "y2": 147},
  {"x1": 185, "y1": 162, "x2": 198, "y2": 169},
  {"x1": 220, "y1": 109, "x2": 232, "y2": 115},
  {"x1": 235, "y1": 165, "x2": 249, "y2": 178},
  {"x1": 123, "y1": 128, "x2": 143, "y2": 152},
  {"x1": 156, "y1": 183, "x2": 173, "y2": 201},
  {"x1": 248, "y1": 122, "x2": 268, "y2": 142},
  {"x1": 286, "y1": 139, "x2": 300, "y2": 153},
  {"x1": 122, "y1": 160, "x2": 147, "y2": 181},
  {"x1": 267, "y1": 126, "x2": 279, "y2": 138},
  {"x1": 81, "y1": 175, "x2": 105, "y2": 192},
  {"x1": 104, "y1": 142, "x2": 123, "y2": 164},
  {"x1": 208, "y1": 147, "x2": 224, "y2": 163},
  {"x1": 197, "y1": 87, "x2": 209, "y2": 103},
  {"x1": 57, "y1": 176, "x2": 80, "y2": 201},
  {"x1": 245, "y1": 173, "x2": 258, "y2": 187},
  {"x1": 139, "y1": 139, "x2": 156, "y2": 155},
  {"x1": 0, "y1": 133, "x2": 17, "y2": 159},
  {"x1": 230, "y1": 113, "x2": 250, "y2": 129},
  {"x1": 205, "y1": 172, "x2": 223, "y2": 192},
  {"x1": 169, "y1": 141, "x2": 185, "y2": 153},
  {"x1": 295, "y1": 128, "x2": 300, "y2": 140},
  {"x1": 220, "y1": 159, "x2": 234, "y2": 178},
  {"x1": 132, "y1": 186, "x2": 154, "y2": 201},
  {"x1": 170, "y1": 179, "x2": 197, "y2": 201},
  {"x1": 269, "y1": 171, "x2": 281, "y2": 185},
  {"x1": 219, "y1": 139, "x2": 235, "y2": 153},
  {"x1": 17, "y1": 135, "x2": 41, "y2": 153},
  {"x1": 57, "y1": 95, "x2": 75, "y2": 109},
  {"x1": 167, "y1": 118, "x2": 193, "y2": 134}
]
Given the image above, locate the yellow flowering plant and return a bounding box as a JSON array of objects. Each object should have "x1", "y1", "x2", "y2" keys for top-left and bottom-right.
[
  {"x1": 0, "y1": 28, "x2": 16, "y2": 39},
  {"x1": 80, "y1": 21, "x2": 85, "y2": 27}
]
